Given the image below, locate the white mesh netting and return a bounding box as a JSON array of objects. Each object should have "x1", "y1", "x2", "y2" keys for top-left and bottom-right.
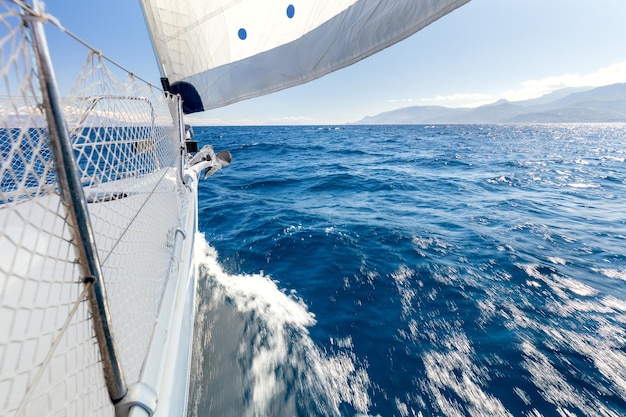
[{"x1": 0, "y1": 2, "x2": 187, "y2": 416}]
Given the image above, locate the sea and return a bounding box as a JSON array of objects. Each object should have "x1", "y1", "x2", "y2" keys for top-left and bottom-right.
[{"x1": 187, "y1": 124, "x2": 626, "y2": 417}]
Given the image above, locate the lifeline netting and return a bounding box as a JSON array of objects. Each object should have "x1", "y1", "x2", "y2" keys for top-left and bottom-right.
[{"x1": 0, "y1": 2, "x2": 187, "y2": 415}]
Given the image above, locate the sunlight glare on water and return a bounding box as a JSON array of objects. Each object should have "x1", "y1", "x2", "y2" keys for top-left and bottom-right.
[{"x1": 191, "y1": 124, "x2": 626, "y2": 416}]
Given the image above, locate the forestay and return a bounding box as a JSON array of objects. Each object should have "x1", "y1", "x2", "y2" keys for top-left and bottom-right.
[{"x1": 140, "y1": 0, "x2": 471, "y2": 113}]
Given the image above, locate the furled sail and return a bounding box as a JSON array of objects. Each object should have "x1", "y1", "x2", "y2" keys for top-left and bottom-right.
[{"x1": 140, "y1": 0, "x2": 470, "y2": 114}]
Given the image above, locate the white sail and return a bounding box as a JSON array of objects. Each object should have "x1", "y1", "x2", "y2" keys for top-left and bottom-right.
[{"x1": 140, "y1": 0, "x2": 471, "y2": 113}]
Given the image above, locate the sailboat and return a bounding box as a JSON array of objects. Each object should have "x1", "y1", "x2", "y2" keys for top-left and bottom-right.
[{"x1": 0, "y1": 0, "x2": 470, "y2": 416}]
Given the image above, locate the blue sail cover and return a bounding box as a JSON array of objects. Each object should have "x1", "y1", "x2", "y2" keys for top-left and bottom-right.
[{"x1": 140, "y1": 0, "x2": 471, "y2": 114}]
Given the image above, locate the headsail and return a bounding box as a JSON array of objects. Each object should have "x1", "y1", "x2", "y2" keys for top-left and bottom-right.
[{"x1": 140, "y1": 0, "x2": 471, "y2": 114}]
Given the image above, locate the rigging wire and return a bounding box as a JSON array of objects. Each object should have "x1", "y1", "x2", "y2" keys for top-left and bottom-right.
[{"x1": 11, "y1": 0, "x2": 159, "y2": 90}]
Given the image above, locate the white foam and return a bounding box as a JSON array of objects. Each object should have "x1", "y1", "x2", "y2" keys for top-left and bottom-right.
[
  {"x1": 547, "y1": 257, "x2": 567, "y2": 265},
  {"x1": 522, "y1": 329, "x2": 626, "y2": 414},
  {"x1": 596, "y1": 268, "x2": 626, "y2": 282},
  {"x1": 412, "y1": 236, "x2": 452, "y2": 253},
  {"x1": 519, "y1": 264, "x2": 597, "y2": 297},
  {"x1": 567, "y1": 182, "x2": 599, "y2": 189},
  {"x1": 193, "y1": 233, "x2": 372, "y2": 415},
  {"x1": 601, "y1": 296, "x2": 626, "y2": 312},
  {"x1": 391, "y1": 265, "x2": 417, "y2": 319},
  {"x1": 422, "y1": 333, "x2": 512, "y2": 417},
  {"x1": 501, "y1": 263, "x2": 626, "y2": 414}
]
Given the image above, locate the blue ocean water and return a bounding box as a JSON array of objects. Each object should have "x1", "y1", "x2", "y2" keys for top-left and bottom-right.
[{"x1": 188, "y1": 124, "x2": 626, "y2": 417}]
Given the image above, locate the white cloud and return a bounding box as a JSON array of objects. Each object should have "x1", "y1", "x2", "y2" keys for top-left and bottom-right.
[
  {"x1": 187, "y1": 114, "x2": 315, "y2": 125},
  {"x1": 184, "y1": 115, "x2": 226, "y2": 125},
  {"x1": 419, "y1": 93, "x2": 493, "y2": 108},
  {"x1": 189, "y1": 116, "x2": 259, "y2": 125},
  {"x1": 418, "y1": 61, "x2": 626, "y2": 108},
  {"x1": 268, "y1": 115, "x2": 315, "y2": 124},
  {"x1": 502, "y1": 61, "x2": 626, "y2": 102}
]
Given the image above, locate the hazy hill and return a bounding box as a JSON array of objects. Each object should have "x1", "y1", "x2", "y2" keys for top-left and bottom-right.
[{"x1": 354, "y1": 83, "x2": 626, "y2": 124}]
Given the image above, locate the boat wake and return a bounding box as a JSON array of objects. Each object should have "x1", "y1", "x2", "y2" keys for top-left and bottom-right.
[{"x1": 188, "y1": 234, "x2": 371, "y2": 417}]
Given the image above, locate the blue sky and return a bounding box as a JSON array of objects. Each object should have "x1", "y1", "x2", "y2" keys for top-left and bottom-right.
[{"x1": 46, "y1": 0, "x2": 626, "y2": 125}]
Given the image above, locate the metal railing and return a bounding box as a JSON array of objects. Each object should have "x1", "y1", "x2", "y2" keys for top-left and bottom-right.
[
  {"x1": 1, "y1": 2, "x2": 187, "y2": 415},
  {"x1": 25, "y1": 2, "x2": 129, "y2": 405}
]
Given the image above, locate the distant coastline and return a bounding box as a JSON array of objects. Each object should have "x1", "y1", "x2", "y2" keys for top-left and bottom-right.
[{"x1": 353, "y1": 83, "x2": 626, "y2": 124}]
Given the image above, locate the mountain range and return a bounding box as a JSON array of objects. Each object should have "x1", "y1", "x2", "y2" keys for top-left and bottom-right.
[{"x1": 354, "y1": 83, "x2": 626, "y2": 124}]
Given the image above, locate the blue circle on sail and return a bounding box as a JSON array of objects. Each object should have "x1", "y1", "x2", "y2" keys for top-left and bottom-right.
[
  {"x1": 238, "y1": 28, "x2": 247, "y2": 40},
  {"x1": 286, "y1": 5, "x2": 295, "y2": 18}
]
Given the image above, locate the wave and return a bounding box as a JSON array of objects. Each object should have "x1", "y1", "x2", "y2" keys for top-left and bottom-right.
[
  {"x1": 188, "y1": 234, "x2": 372, "y2": 417},
  {"x1": 193, "y1": 124, "x2": 626, "y2": 416}
]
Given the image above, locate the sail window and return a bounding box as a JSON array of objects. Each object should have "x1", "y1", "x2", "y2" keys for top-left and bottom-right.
[
  {"x1": 238, "y1": 28, "x2": 247, "y2": 40},
  {"x1": 286, "y1": 4, "x2": 295, "y2": 18}
]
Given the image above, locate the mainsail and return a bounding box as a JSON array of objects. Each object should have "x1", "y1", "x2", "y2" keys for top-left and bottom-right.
[{"x1": 140, "y1": 0, "x2": 471, "y2": 113}]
